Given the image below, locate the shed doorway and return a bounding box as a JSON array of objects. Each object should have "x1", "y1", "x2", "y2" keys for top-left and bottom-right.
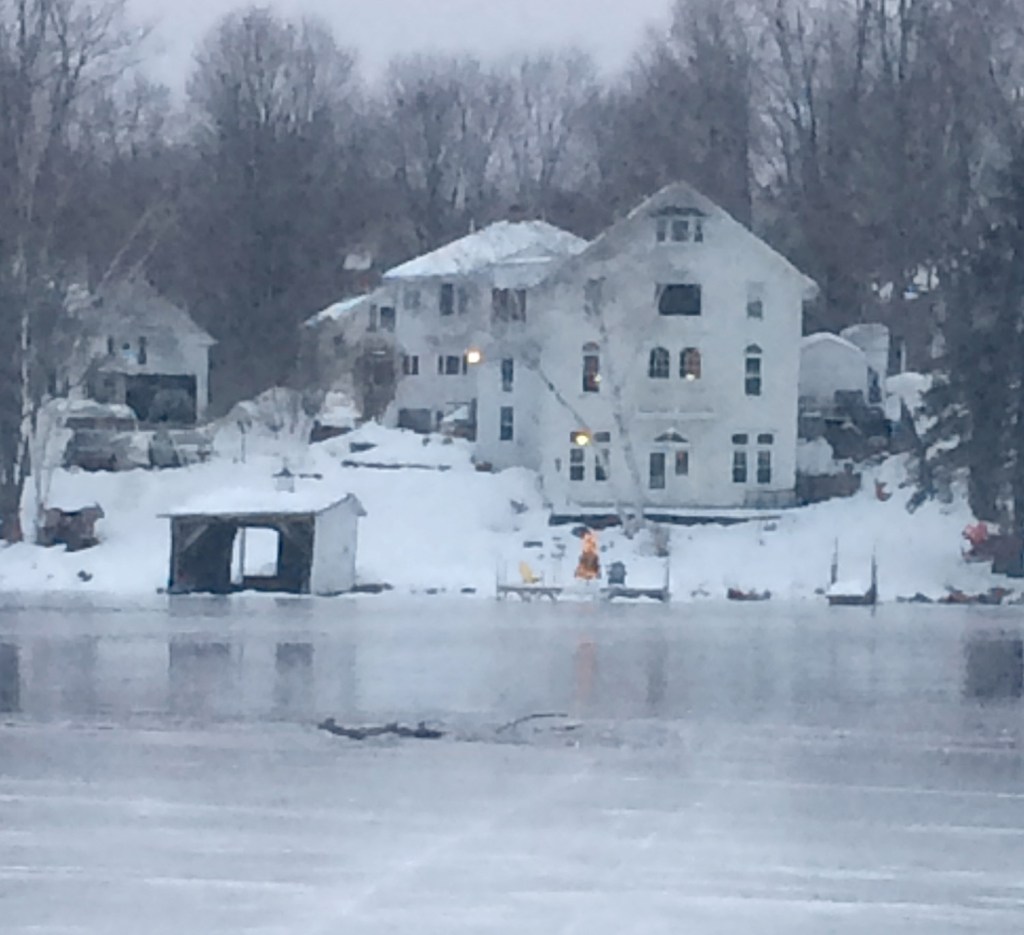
[{"x1": 231, "y1": 527, "x2": 282, "y2": 585}]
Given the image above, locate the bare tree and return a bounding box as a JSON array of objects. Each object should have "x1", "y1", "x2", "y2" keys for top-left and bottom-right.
[
  {"x1": 377, "y1": 54, "x2": 512, "y2": 252},
  {"x1": 0, "y1": 0, "x2": 137, "y2": 542},
  {"x1": 500, "y1": 50, "x2": 600, "y2": 217},
  {"x1": 172, "y1": 6, "x2": 359, "y2": 407},
  {"x1": 592, "y1": 0, "x2": 760, "y2": 226}
]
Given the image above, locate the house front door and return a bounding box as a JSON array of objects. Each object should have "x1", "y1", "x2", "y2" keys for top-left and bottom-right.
[{"x1": 646, "y1": 446, "x2": 694, "y2": 508}]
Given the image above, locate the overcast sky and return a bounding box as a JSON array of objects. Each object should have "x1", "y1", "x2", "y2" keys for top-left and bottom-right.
[{"x1": 131, "y1": 0, "x2": 675, "y2": 89}]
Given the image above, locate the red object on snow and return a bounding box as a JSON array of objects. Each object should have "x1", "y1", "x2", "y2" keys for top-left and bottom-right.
[{"x1": 963, "y1": 522, "x2": 989, "y2": 548}]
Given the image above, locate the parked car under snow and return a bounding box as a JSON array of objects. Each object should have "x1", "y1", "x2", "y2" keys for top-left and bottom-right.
[{"x1": 62, "y1": 402, "x2": 149, "y2": 472}]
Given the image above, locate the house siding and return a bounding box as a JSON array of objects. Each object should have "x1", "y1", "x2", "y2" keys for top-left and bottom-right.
[{"x1": 478, "y1": 187, "x2": 809, "y2": 513}]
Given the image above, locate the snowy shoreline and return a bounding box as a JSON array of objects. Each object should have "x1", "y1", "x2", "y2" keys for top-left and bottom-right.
[{"x1": 0, "y1": 424, "x2": 1009, "y2": 604}]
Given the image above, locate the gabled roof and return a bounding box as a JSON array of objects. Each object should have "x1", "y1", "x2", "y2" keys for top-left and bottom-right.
[
  {"x1": 304, "y1": 294, "x2": 372, "y2": 328},
  {"x1": 83, "y1": 277, "x2": 215, "y2": 345},
  {"x1": 383, "y1": 220, "x2": 587, "y2": 280},
  {"x1": 801, "y1": 332, "x2": 864, "y2": 355},
  {"x1": 545, "y1": 181, "x2": 818, "y2": 298}
]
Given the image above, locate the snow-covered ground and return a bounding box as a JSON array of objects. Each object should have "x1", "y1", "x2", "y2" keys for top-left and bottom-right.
[{"x1": 0, "y1": 422, "x2": 1006, "y2": 601}]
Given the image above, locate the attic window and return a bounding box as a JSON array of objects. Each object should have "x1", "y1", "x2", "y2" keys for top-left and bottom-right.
[
  {"x1": 658, "y1": 284, "x2": 702, "y2": 316},
  {"x1": 655, "y1": 207, "x2": 706, "y2": 243}
]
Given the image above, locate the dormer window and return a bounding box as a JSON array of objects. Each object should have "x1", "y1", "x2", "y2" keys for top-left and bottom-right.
[{"x1": 655, "y1": 207, "x2": 706, "y2": 244}]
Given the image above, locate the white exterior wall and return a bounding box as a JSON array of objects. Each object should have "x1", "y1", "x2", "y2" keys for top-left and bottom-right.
[
  {"x1": 799, "y1": 336, "x2": 869, "y2": 408},
  {"x1": 310, "y1": 502, "x2": 359, "y2": 594},
  {"x1": 474, "y1": 355, "x2": 545, "y2": 471},
  {"x1": 386, "y1": 277, "x2": 481, "y2": 427},
  {"x1": 386, "y1": 260, "x2": 557, "y2": 432},
  {"x1": 500, "y1": 204, "x2": 808, "y2": 513},
  {"x1": 74, "y1": 333, "x2": 212, "y2": 420}
]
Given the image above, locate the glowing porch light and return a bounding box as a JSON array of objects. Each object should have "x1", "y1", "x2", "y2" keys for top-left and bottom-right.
[{"x1": 465, "y1": 348, "x2": 483, "y2": 365}]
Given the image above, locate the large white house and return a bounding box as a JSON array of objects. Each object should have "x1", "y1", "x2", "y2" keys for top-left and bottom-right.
[
  {"x1": 473, "y1": 182, "x2": 817, "y2": 515},
  {"x1": 305, "y1": 183, "x2": 817, "y2": 516}
]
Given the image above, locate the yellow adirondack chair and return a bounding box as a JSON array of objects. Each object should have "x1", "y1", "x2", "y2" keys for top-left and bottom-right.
[{"x1": 519, "y1": 561, "x2": 543, "y2": 585}]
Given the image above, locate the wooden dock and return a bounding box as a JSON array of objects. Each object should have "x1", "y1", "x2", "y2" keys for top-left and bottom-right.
[
  {"x1": 600, "y1": 586, "x2": 670, "y2": 602},
  {"x1": 496, "y1": 583, "x2": 564, "y2": 602}
]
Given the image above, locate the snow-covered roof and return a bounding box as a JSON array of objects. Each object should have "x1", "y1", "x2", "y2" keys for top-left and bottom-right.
[
  {"x1": 801, "y1": 332, "x2": 864, "y2": 355},
  {"x1": 165, "y1": 488, "x2": 365, "y2": 519},
  {"x1": 536, "y1": 181, "x2": 818, "y2": 298},
  {"x1": 383, "y1": 220, "x2": 587, "y2": 280},
  {"x1": 304, "y1": 295, "x2": 370, "y2": 328},
  {"x1": 83, "y1": 277, "x2": 215, "y2": 345}
]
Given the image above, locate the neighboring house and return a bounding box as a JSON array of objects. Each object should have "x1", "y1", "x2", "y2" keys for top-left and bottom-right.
[
  {"x1": 67, "y1": 278, "x2": 215, "y2": 425},
  {"x1": 840, "y1": 322, "x2": 890, "y2": 405},
  {"x1": 376, "y1": 220, "x2": 588, "y2": 434},
  {"x1": 299, "y1": 293, "x2": 397, "y2": 422},
  {"x1": 799, "y1": 331, "x2": 891, "y2": 463},
  {"x1": 799, "y1": 333, "x2": 870, "y2": 412},
  {"x1": 474, "y1": 182, "x2": 818, "y2": 516}
]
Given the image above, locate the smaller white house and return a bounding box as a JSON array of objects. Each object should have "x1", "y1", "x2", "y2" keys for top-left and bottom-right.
[
  {"x1": 67, "y1": 277, "x2": 215, "y2": 424},
  {"x1": 165, "y1": 489, "x2": 365, "y2": 596},
  {"x1": 799, "y1": 333, "x2": 870, "y2": 410}
]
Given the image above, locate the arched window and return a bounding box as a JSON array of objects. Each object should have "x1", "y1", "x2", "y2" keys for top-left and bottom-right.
[
  {"x1": 648, "y1": 346, "x2": 670, "y2": 379},
  {"x1": 582, "y1": 342, "x2": 600, "y2": 393},
  {"x1": 680, "y1": 347, "x2": 701, "y2": 380},
  {"x1": 745, "y1": 344, "x2": 762, "y2": 396}
]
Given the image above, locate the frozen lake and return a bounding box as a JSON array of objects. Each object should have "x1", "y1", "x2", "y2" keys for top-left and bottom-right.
[{"x1": 1, "y1": 597, "x2": 1023, "y2": 933}]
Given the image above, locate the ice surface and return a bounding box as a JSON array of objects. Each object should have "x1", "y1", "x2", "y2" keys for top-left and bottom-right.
[{"x1": 1, "y1": 600, "x2": 1023, "y2": 933}]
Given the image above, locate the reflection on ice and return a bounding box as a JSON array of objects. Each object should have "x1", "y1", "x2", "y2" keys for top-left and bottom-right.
[
  {"x1": 964, "y1": 632, "x2": 1024, "y2": 701},
  {"x1": 274, "y1": 641, "x2": 314, "y2": 717},
  {"x1": 0, "y1": 641, "x2": 19, "y2": 713},
  {"x1": 168, "y1": 640, "x2": 235, "y2": 717}
]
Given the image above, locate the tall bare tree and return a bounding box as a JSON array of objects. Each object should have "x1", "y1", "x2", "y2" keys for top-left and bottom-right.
[
  {"x1": 169, "y1": 6, "x2": 359, "y2": 406},
  {"x1": 501, "y1": 50, "x2": 600, "y2": 219},
  {"x1": 0, "y1": 0, "x2": 136, "y2": 541},
  {"x1": 377, "y1": 54, "x2": 512, "y2": 252}
]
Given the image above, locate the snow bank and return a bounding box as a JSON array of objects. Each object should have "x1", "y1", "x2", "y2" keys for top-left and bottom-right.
[{"x1": 797, "y1": 438, "x2": 837, "y2": 475}]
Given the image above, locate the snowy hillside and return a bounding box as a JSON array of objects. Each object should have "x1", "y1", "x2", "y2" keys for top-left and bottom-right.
[{"x1": 0, "y1": 424, "x2": 1006, "y2": 601}]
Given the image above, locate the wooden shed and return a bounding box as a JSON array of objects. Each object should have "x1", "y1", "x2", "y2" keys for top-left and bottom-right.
[{"x1": 164, "y1": 490, "x2": 365, "y2": 596}]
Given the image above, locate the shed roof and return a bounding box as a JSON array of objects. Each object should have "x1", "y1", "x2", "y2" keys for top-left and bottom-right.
[
  {"x1": 164, "y1": 489, "x2": 365, "y2": 520},
  {"x1": 383, "y1": 220, "x2": 587, "y2": 280}
]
